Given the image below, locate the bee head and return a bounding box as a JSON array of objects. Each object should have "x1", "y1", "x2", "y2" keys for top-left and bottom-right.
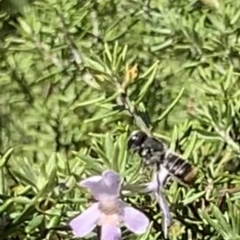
[{"x1": 127, "y1": 130, "x2": 148, "y2": 152}]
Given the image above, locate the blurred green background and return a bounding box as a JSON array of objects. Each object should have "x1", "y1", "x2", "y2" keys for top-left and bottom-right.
[{"x1": 1, "y1": 0, "x2": 240, "y2": 239}]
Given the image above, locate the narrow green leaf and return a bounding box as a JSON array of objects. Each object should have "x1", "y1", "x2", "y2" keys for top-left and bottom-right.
[
  {"x1": 182, "y1": 191, "x2": 205, "y2": 205},
  {"x1": 84, "y1": 56, "x2": 105, "y2": 72},
  {"x1": 92, "y1": 143, "x2": 111, "y2": 167},
  {"x1": 104, "y1": 43, "x2": 112, "y2": 63},
  {"x1": 117, "y1": 134, "x2": 128, "y2": 173},
  {"x1": 195, "y1": 128, "x2": 222, "y2": 141},
  {"x1": 104, "y1": 132, "x2": 114, "y2": 161},
  {"x1": 137, "y1": 62, "x2": 159, "y2": 103},
  {"x1": 199, "y1": 209, "x2": 227, "y2": 238},
  {"x1": 224, "y1": 65, "x2": 233, "y2": 91},
  {"x1": 151, "y1": 39, "x2": 174, "y2": 52},
  {"x1": 18, "y1": 17, "x2": 32, "y2": 35},
  {"x1": 25, "y1": 215, "x2": 44, "y2": 233},
  {"x1": 0, "y1": 148, "x2": 14, "y2": 168},
  {"x1": 11, "y1": 170, "x2": 38, "y2": 190},
  {"x1": 182, "y1": 133, "x2": 197, "y2": 159},
  {"x1": 84, "y1": 110, "x2": 119, "y2": 123},
  {"x1": 112, "y1": 41, "x2": 119, "y2": 71},
  {"x1": 213, "y1": 205, "x2": 233, "y2": 235},
  {"x1": 230, "y1": 9, "x2": 240, "y2": 25},
  {"x1": 121, "y1": 45, "x2": 128, "y2": 61},
  {"x1": 111, "y1": 142, "x2": 120, "y2": 172},
  {"x1": 71, "y1": 96, "x2": 105, "y2": 109},
  {"x1": 154, "y1": 88, "x2": 185, "y2": 124},
  {"x1": 0, "y1": 197, "x2": 32, "y2": 213},
  {"x1": 38, "y1": 163, "x2": 56, "y2": 197},
  {"x1": 47, "y1": 215, "x2": 61, "y2": 229},
  {"x1": 77, "y1": 154, "x2": 104, "y2": 174},
  {"x1": 140, "y1": 61, "x2": 159, "y2": 79},
  {"x1": 170, "y1": 125, "x2": 178, "y2": 150}
]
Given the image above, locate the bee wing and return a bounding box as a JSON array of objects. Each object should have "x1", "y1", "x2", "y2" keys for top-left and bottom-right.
[
  {"x1": 154, "y1": 191, "x2": 172, "y2": 238},
  {"x1": 156, "y1": 166, "x2": 173, "y2": 238},
  {"x1": 156, "y1": 165, "x2": 170, "y2": 188}
]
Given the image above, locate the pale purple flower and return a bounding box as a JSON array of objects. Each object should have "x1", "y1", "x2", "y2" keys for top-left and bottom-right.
[{"x1": 70, "y1": 170, "x2": 149, "y2": 239}]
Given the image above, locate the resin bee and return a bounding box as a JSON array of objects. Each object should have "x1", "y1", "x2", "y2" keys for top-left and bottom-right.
[{"x1": 127, "y1": 130, "x2": 198, "y2": 185}]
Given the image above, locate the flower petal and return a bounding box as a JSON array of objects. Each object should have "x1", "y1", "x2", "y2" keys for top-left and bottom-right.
[
  {"x1": 101, "y1": 224, "x2": 121, "y2": 240},
  {"x1": 69, "y1": 202, "x2": 100, "y2": 237},
  {"x1": 121, "y1": 202, "x2": 149, "y2": 234},
  {"x1": 79, "y1": 175, "x2": 102, "y2": 188},
  {"x1": 79, "y1": 171, "x2": 122, "y2": 200},
  {"x1": 101, "y1": 170, "x2": 121, "y2": 196}
]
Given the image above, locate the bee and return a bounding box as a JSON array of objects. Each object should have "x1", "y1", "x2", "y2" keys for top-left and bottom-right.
[{"x1": 127, "y1": 130, "x2": 198, "y2": 185}]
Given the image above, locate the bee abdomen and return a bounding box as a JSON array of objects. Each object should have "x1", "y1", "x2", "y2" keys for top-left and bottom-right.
[{"x1": 164, "y1": 153, "x2": 198, "y2": 184}]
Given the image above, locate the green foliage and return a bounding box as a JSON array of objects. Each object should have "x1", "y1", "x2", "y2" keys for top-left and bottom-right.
[{"x1": 1, "y1": 0, "x2": 240, "y2": 239}]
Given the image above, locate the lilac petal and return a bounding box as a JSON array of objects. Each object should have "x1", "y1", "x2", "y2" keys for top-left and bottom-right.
[
  {"x1": 102, "y1": 170, "x2": 121, "y2": 195},
  {"x1": 121, "y1": 202, "x2": 149, "y2": 234},
  {"x1": 69, "y1": 202, "x2": 100, "y2": 237},
  {"x1": 79, "y1": 175, "x2": 102, "y2": 189},
  {"x1": 79, "y1": 171, "x2": 121, "y2": 200},
  {"x1": 80, "y1": 175, "x2": 105, "y2": 199},
  {"x1": 101, "y1": 224, "x2": 121, "y2": 240}
]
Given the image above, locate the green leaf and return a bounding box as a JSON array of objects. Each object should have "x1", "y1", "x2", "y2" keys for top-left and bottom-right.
[
  {"x1": 195, "y1": 128, "x2": 222, "y2": 141},
  {"x1": 121, "y1": 45, "x2": 128, "y2": 62},
  {"x1": 0, "y1": 148, "x2": 14, "y2": 168},
  {"x1": 38, "y1": 161, "x2": 56, "y2": 197},
  {"x1": 17, "y1": 17, "x2": 32, "y2": 35},
  {"x1": 199, "y1": 209, "x2": 228, "y2": 238},
  {"x1": 182, "y1": 132, "x2": 197, "y2": 159},
  {"x1": 103, "y1": 132, "x2": 114, "y2": 161},
  {"x1": 46, "y1": 215, "x2": 61, "y2": 229},
  {"x1": 104, "y1": 42, "x2": 112, "y2": 63},
  {"x1": 137, "y1": 61, "x2": 159, "y2": 103},
  {"x1": 112, "y1": 41, "x2": 119, "y2": 71},
  {"x1": 77, "y1": 154, "x2": 104, "y2": 174},
  {"x1": 71, "y1": 96, "x2": 105, "y2": 109},
  {"x1": 0, "y1": 197, "x2": 32, "y2": 213},
  {"x1": 170, "y1": 125, "x2": 178, "y2": 150},
  {"x1": 182, "y1": 191, "x2": 205, "y2": 205},
  {"x1": 25, "y1": 215, "x2": 44, "y2": 233},
  {"x1": 84, "y1": 110, "x2": 120, "y2": 123},
  {"x1": 154, "y1": 88, "x2": 185, "y2": 124},
  {"x1": 212, "y1": 205, "x2": 233, "y2": 235},
  {"x1": 224, "y1": 65, "x2": 234, "y2": 90},
  {"x1": 151, "y1": 39, "x2": 174, "y2": 52},
  {"x1": 117, "y1": 133, "x2": 128, "y2": 174},
  {"x1": 230, "y1": 9, "x2": 240, "y2": 25},
  {"x1": 92, "y1": 142, "x2": 111, "y2": 167}
]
